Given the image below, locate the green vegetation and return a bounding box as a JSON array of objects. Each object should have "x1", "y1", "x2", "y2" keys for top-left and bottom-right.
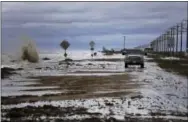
[{"x1": 148, "y1": 54, "x2": 188, "y2": 77}]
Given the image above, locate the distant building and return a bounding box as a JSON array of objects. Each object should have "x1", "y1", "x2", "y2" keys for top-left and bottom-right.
[
  {"x1": 113, "y1": 48, "x2": 122, "y2": 54},
  {"x1": 135, "y1": 44, "x2": 151, "y2": 51},
  {"x1": 102, "y1": 47, "x2": 122, "y2": 55},
  {"x1": 144, "y1": 48, "x2": 153, "y2": 53},
  {"x1": 102, "y1": 47, "x2": 114, "y2": 55},
  {"x1": 121, "y1": 48, "x2": 143, "y2": 54}
]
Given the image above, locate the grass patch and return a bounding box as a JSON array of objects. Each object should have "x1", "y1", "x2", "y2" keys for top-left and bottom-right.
[{"x1": 148, "y1": 54, "x2": 188, "y2": 76}]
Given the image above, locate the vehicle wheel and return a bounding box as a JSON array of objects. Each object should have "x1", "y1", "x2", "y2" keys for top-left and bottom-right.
[
  {"x1": 141, "y1": 64, "x2": 144, "y2": 68},
  {"x1": 125, "y1": 63, "x2": 128, "y2": 68}
]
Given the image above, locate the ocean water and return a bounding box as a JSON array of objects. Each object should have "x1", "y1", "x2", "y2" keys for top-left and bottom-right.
[
  {"x1": 2, "y1": 50, "x2": 90, "y2": 65},
  {"x1": 2, "y1": 50, "x2": 123, "y2": 67},
  {"x1": 1, "y1": 50, "x2": 126, "y2": 79}
]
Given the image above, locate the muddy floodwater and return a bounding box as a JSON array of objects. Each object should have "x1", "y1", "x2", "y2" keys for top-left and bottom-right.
[{"x1": 1, "y1": 53, "x2": 188, "y2": 122}]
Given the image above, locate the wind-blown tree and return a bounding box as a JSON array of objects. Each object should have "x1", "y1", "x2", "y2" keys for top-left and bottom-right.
[
  {"x1": 89, "y1": 41, "x2": 95, "y2": 58},
  {"x1": 60, "y1": 40, "x2": 70, "y2": 59}
]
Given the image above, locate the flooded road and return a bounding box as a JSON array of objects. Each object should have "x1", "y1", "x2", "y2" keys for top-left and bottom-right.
[{"x1": 1, "y1": 55, "x2": 188, "y2": 122}]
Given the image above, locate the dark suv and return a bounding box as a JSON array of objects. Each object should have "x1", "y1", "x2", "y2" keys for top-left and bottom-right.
[
  {"x1": 122, "y1": 49, "x2": 144, "y2": 68},
  {"x1": 124, "y1": 54, "x2": 144, "y2": 68}
]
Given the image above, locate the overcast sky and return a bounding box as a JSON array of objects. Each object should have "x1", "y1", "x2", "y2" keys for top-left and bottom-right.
[{"x1": 1, "y1": 2, "x2": 187, "y2": 53}]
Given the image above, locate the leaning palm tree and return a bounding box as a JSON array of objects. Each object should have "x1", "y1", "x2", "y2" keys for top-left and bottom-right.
[
  {"x1": 89, "y1": 41, "x2": 95, "y2": 58},
  {"x1": 60, "y1": 40, "x2": 70, "y2": 59}
]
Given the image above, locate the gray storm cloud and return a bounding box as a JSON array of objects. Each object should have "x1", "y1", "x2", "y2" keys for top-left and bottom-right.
[{"x1": 2, "y1": 2, "x2": 187, "y2": 53}]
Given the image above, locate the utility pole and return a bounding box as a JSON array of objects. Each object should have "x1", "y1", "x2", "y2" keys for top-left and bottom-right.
[
  {"x1": 159, "y1": 37, "x2": 161, "y2": 53},
  {"x1": 155, "y1": 40, "x2": 157, "y2": 52},
  {"x1": 157, "y1": 39, "x2": 159, "y2": 52},
  {"x1": 163, "y1": 34, "x2": 165, "y2": 53},
  {"x1": 176, "y1": 24, "x2": 179, "y2": 55},
  {"x1": 172, "y1": 27, "x2": 175, "y2": 56},
  {"x1": 155, "y1": 39, "x2": 157, "y2": 52},
  {"x1": 159, "y1": 38, "x2": 161, "y2": 53},
  {"x1": 164, "y1": 33, "x2": 167, "y2": 53},
  {"x1": 124, "y1": 36, "x2": 126, "y2": 50},
  {"x1": 166, "y1": 32, "x2": 169, "y2": 53},
  {"x1": 186, "y1": 2, "x2": 188, "y2": 53},
  {"x1": 180, "y1": 22, "x2": 183, "y2": 53},
  {"x1": 162, "y1": 36, "x2": 165, "y2": 53},
  {"x1": 163, "y1": 35, "x2": 165, "y2": 53},
  {"x1": 170, "y1": 27, "x2": 173, "y2": 56},
  {"x1": 155, "y1": 39, "x2": 160, "y2": 53},
  {"x1": 160, "y1": 36, "x2": 162, "y2": 53},
  {"x1": 156, "y1": 39, "x2": 158, "y2": 52},
  {"x1": 164, "y1": 33, "x2": 168, "y2": 54},
  {"x1": 187, "y1": 2, "x2": 188, "y2": 53},
  {"x1": 157, "y1": 37, "x2": 161, "y2": 53}
]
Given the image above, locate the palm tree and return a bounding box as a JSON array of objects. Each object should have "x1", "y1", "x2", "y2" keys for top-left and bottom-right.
[
  {"x1": 89, "y1": 41, "x2": 95, "y2": 58},
  {"x1": 60, "y1": 40, "x2": 70, "y2": 59}
]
